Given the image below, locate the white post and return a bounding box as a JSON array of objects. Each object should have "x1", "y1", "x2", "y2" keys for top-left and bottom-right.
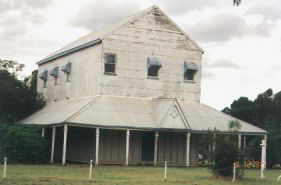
[
  {"x1": 238, "y1": 134, "x2": 242, "y2": 150},
  {"x1": 154, "y1": 132, "x2": 159, "y2": 166},
  {"x1": 232, "y1": 162, "x2": 236, "y2": 182},
  {"x1": 243, "y1": 135, "x2": 247, "y2": 149},
  {"x1": 89, "y1": 160, "x2": 93, "y2": 180},
  {"x1": 213, "y1": 133, "x2": 216, "y2": 152},
  {"x1": 125, "y1": 129, "x2": 130, "y2": 166},
  {"x1": 3, "y1": 157, "x2": 7, "y2": 178},
  {"x1": 95, "y1": 128, "x2": 100, "y2": 166},
  {"x1": 62, "y1": 124, "x2": 68, "y2": 165},
  {"x1": 50, "y1": 126, "x2": 56, "y2": 164},
  {"x1": 164, "y1": 161, "x2": 167, "y2": 180},
  {"x1": 41, "y1": 128, "x2": 45, "y2": 138},
  {"x1": 264, "y1": 135, "x2": 267, "y2": 169},
  {"x1": 260, "y1": 137, "x2": 266, "y2": 179},
  {"x1": 186, "y1": 132, "x2": 191, "y2": 167}
]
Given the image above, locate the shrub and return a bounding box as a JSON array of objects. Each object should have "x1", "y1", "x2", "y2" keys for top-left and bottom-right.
[
  {"x1": 211, "y1": 135, "x2": 244, "y2": 178},
  {"x1": 0, "y1": 123, "x2": 49, "y2": 164}
]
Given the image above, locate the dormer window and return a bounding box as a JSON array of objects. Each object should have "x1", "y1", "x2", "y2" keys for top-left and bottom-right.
[
  {"x1": 104, "y1": 53, "x2": 116, "y2": 75},
  {"x1": 147, "y1": 57, "x2": 162, "y2": 79},
  {"x1": 61, "y1": 62, "x2": 72, "y2": 82},
  {"x1": 184, "y1": 62, "x2": 198, "y2": 81},
  {"x1": 50, "y1": 67, "x2": 59, "y2": 85},
  {"x1": 39, "y1": 70, "x2": 48, "y2": 88}
]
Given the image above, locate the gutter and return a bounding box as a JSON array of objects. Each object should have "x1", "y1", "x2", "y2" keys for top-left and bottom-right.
[{"x1": 37, "y1": 39, "x2": 102, "y2": 65}]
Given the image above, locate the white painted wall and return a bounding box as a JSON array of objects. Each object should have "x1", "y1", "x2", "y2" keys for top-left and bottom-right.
[
  {"x1": 37, "y1": 8, "x2": 202, "y2": 102},
  {"x1": 37, "y1": 44, "x2": 102, "y2": 102},
  {"x1": 98, "y1": 9, "x2": 202, "y2": 101}
]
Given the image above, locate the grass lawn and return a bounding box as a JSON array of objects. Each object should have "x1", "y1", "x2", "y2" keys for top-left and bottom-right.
[{"x1": 0, "y1": 164, "x2": 280, "y2": 185}]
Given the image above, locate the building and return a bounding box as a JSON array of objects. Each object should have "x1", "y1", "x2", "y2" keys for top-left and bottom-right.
[{"x1": 22, "y1": 6, "x2": 266, "y2": 166}]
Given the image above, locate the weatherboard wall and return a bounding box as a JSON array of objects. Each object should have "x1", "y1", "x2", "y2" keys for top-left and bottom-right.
[
  {"x1": 37, "y1": 44, "x2": 102, "y2": 102},
  {"x1": 98, "y1": 8, "x2": 202, "y2": 101}
]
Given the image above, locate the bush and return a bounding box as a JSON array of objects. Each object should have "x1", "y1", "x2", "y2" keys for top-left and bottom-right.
[
  {"x1": 0, "y1": 123, "x2": 50, "y2": 164},
  {"x1": 211, "y1": 135, "x2": 244, "y2": 178}
]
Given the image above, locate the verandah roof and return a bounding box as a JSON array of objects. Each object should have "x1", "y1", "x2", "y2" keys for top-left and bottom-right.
[{"x1": 21, "y1": 96, "x2": 266, "y2": 135}]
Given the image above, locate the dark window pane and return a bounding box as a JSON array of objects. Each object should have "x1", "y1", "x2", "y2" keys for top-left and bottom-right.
[
  {"x1": 184, "y1": 69, "x2": 196, "y2": 80},
  {"x1": 105, "y1": 63, "x2": 116, "y2": 73},
  {"x1": 148, "y1": 65, "x2": 160, "y2": 77}
]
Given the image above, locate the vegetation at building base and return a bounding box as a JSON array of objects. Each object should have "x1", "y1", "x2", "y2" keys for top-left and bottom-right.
[
  {"x1": 0, "y1": 59, "x2": 48, "y2": 163},
  {"x1": 211, "y1": 134, "x2": 244, "y2": 178},
  {"x1": 0, "y1": 165, "x2": 279, "y2": 185},
  {"x1": 223, "y1": 89, "x2": 281, "y2": 168},
  {"x1": 0, "y1": 124, "x2": 49, "y2": 164}
]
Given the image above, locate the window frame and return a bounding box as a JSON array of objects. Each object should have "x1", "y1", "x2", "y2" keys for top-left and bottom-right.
[
  {"x1": 147, "y1": 57, "x2": 162, "y2": 79},
  {"x1": 183, "y1": 62, "x2": 198, "y2": 82},
  {"x1": 104, "y1": 53, "x2": 117, "y2": 75}
]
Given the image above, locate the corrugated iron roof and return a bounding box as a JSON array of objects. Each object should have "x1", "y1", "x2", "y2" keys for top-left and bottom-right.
[{"x1": 21, "y1": 96, "x2": 266, "y2": 134}]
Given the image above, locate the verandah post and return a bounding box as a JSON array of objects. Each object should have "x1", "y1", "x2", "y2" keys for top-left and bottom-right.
[
  {"x1": 95, "y1": 128, "x2": 100, "y2": 166},
  {"x1": 238, "y1": 134, "x2": 242, "y2": 150},
  {"x1": 154, "y1": 132, "x2": 159, "y2": 166},
  {"x1": 186, "y1": 132, "x2": 191, "y2": 167},
  {"x1": 125, "y1": 129, "x2": 130, "y2": 166},
  {"x1": 62, "y1": 124, "x2": 68, "y2": 165},
  {"x1": 50, "y1": 126, "x2": 56, "y2": 164},
  {"x1": 41, "y1": 127, "x2": 45, "y2": 138}
]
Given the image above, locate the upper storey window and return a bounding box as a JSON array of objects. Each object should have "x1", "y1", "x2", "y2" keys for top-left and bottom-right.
[
  {"x1": 61, "y1": 62, "x2": 72, "y2": 82},
  {"x1": 147, "y1": 57, "x2": 162, "y2": 79},
  {"x1": 184, "y1": 62, "x2": 198, "y2": 81},
  {"x1": 39, "y1": 70, "x2": 48, "y2": 88},
  {"x1": 50, "y1": 67, "x2": 59, "y2": 85},
  {"x1": 104, "y1": 53, "x2": 116, "y2": 75}
]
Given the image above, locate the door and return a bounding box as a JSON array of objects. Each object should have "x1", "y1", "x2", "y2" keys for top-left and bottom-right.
[{"x1": 141, "y1": 132, "x2": 154, "y2": 161}]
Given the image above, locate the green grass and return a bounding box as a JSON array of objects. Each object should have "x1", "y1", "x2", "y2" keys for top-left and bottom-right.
[{"x1": 0, "y1": 165, "x2": 280, "y2": 185}]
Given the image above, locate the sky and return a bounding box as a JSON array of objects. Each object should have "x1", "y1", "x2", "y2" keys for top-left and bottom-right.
[{"x1": 0, "y1": 0, "x2": 280, "y2": 110}]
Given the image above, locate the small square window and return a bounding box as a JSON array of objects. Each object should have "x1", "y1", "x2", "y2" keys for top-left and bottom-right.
[
  {"x1": 147, "y1": 57, "x2": 162, "y2": 78},
  {"x1": 104, "y1": 54, "x2": 116, "y2": 74},
  {"x1": 184, "y1": 70, "x2": 196, "y2": 81},
  {"x1": 184, "y1": 62, "x2": 198, "y2": 81}
]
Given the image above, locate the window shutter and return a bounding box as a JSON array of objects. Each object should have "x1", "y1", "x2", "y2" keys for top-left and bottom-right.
[
  {"x1": 50, "y1": 67, "x2": 59, "y2": 78},
  {"x1": 39, "y1": 70, "x2": 48, "y2": 81}
]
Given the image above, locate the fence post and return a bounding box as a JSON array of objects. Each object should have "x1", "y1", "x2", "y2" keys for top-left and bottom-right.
[
  {"x1": 232, "y1": 162, "x2": 236, "y2": 182},
  {"x1": 89, "y1": 160, "x2": 93, "y2": 180},
  {"x1": 3, "y1": 157, "x2": 7, "y2": 178},
  {"x1": 164, "y1": 161, "x2": 167, "y2": 181}
]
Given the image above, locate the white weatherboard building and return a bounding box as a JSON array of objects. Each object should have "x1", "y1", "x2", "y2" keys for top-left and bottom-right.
[{"x1": 22, "y1": 6, "x2": 266, "y2": 166}]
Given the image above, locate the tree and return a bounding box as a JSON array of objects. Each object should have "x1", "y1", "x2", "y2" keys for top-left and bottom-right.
[
  {"x1": 230, "y1": 97, "x2": 253, "y2": 123},
  {"x1": 233, "y1": 0, "x2": 242, "y2": 6},
  {"x1": 224, "y1": 88, "x2": 281, "y2": 168},
  {"x1": 0, "y1": 59, "x2": 45, "y2": 123}
]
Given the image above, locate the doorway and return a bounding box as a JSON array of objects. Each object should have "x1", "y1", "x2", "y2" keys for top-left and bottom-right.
[{"x1": 141, "y1": 132, "x2": 154, "y2": 161}]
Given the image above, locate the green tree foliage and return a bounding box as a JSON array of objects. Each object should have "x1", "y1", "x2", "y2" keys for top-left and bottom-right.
[
  {"x1": 223, "y1": 88, "x2": 281, "y2": 168},
  {"x1": 0, "y1": 123, "x2": 49, "y2": 163},
  {"x1": 211, "y1": 134, "x2": 244, "y2": 177},
  {"x1": 0, "y1": 60, "x2": 45, "y2": 123}
]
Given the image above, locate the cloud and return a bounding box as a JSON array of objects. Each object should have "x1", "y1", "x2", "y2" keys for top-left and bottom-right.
[
  {"x1": 186, "y1": 13, "x2": 272, "y2": 42},
  {"x1": 207, "y1": 59, "x2": 241, "y2": 70},
  {"x1": 156, "y1": 0, "x2": 219, "y2": 16},
  {"x1": 246, "y1": 0, "x2": 281, "y2": 21},
  {"x1": 202, "y1": 70, "x2": 215, "y2": 79},
  {"x1": 70, "y1": 1, "x2": 141, "y2": 31}
]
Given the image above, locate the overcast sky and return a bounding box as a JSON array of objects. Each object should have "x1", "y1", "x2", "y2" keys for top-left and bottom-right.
[{"x1": 0, "y1": 0, "x2": 280, "y2": 110}]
